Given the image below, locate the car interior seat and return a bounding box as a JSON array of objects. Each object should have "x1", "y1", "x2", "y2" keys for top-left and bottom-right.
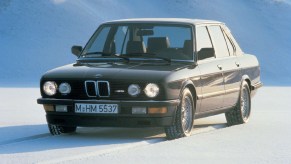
[
  {"x1": 126, "y1": 41, "x2": 146, "y2": 54},
  {"x1": 147, "y1": 37, "x2": 170, "y2": 53},
  {"x1": 183, "y1": 40, "x2": 193, "y2": 58}
]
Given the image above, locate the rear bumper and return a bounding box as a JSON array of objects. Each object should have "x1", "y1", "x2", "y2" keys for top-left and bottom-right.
[
  {"x1": 251, "y1": 81, "x2": 263, "y2": 90},
  {"x1": 251, "y1": 81, "x2": 263, "y2": 98},
  {"x1": 38, "y1": 98, "x2": 179, "y2": 127}
]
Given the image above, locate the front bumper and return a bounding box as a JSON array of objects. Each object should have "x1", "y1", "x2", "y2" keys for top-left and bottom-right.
[{"x1": 37, "y1": 98, "x2": 179, "y2": 127}]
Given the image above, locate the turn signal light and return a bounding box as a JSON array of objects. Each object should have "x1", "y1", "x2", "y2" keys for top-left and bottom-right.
[
  {"x1": 148, "y1": 107, "x2": 167, "y2": 114},
  {"x1": 43, "y1": 105, "x2": 54, "y2": 112}
]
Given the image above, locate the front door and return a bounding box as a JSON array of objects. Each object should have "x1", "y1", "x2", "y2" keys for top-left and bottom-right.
[
  {"x1": 195, "y1": 25, "x2": 225, "y2": 112},
  {"x1": 198, "y1": 59, "x2": 225, "y2": 111}
]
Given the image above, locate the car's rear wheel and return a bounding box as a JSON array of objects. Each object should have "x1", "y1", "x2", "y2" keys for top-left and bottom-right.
[
  {"x1": 225, "y1": 81, "x2": 251, "y2": 126},
  {"x1": 48, "y1": 124, "x2": 77, "y2": 135},
  {"x1": 165, "y1": 88, "x2": 195, "y2": 140}
]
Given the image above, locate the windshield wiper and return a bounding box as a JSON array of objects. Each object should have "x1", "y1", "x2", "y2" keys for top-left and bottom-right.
[
  {"x1": 82, "y1": 52, "x2": 129, "y2": 62},
  {"x1": 120, "y1": 53, "x2": 171, "y2": 63}
]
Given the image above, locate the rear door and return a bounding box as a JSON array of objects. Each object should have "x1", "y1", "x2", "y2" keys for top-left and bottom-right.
[
  {"x1": 208, "y1": 25, "x2": 242, "y2": 108},
  {"x1": 220, "y1": 26, "x2": 241, "y2": 107},
  {"x1": 196, "y1": 25, "x2": 225, "y2": 112}
]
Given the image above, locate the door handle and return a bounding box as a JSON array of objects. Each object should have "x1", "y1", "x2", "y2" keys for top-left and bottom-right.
[
  {"x1": 235, "y1": 62, "x2": 240, "y2": 67},
  {"x1": 217, "y1": 64, "x2": 223, "y2": 70}
]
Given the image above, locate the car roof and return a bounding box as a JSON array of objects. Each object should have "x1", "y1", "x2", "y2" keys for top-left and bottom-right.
[{"x1": 103, "y1": 18, "x2": 223, "y2": 25}]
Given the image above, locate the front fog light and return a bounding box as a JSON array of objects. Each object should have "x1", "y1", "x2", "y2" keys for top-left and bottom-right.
[
  {"x1": 132, "y1": 107, "x2": 147, "y2": 114},
  {"x1": 43, "y1": 81, "x2": 57, "y2": 96},
  {"x1": 128, "y1": 84, "x2": 141, "y2": 97},
  {"x1": 56, "y1": 105, "x2": 68, "y2": 112},
  {"x1": 59, "y1": 83, "x2": 71, "y2": 94},
  {"x1": 144, "y1": 83, "x2": 159, "y2": 98}
]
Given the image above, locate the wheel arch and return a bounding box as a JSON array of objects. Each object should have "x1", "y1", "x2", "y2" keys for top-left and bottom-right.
[
  {"x1": 241, "y1": 75, "x2": 251, "y2": 92},
  {"x1": 180, "y1": 80, "x2": 197, "y2": 107}
]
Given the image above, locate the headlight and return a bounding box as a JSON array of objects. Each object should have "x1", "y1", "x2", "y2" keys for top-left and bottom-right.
[
  {"x1": 128, "y1": 84, "x2": 141, "y2": 97},
  {"x1": 144, "y1": 83, "x2": 159, "y2": 98},
  {"x1": 59, "y1": 83, "x2": 71, "y2": 94},
  {"x1": 43, "y1": 81, "x2": 57, "y2": 96}
]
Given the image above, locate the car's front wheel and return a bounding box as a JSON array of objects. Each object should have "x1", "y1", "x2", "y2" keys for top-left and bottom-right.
[
  {"x1": 225, "y1": 81, "x2": 251, "y2": 126},
  {"x1": 48, "y1": 124, "x2": 77, "y2": 135},
  {"x1": 165, "y1": 88, "x2": 195, "y2": 140}
]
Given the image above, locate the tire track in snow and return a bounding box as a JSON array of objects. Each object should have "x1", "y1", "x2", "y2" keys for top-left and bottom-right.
[
  {"x1": 37, "y1": 138, "x2": 164, "y2": 164},
  {"x1": 192, "y1": 124, "x2": 227, "y2": 135},
  {"x1": 37, "y1": 125, "x2": 226, "y2": 164},
  {"x1": 0, "y1": 133, "x2": 51, "y2": 146},
  {"x1": 0, "y1": 124, "x2": 225, "y2": 148}
]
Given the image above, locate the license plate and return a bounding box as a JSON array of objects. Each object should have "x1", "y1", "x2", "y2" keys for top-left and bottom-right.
[{"x1": 75, "y1": 103, "x2": 118, "y2": 114}]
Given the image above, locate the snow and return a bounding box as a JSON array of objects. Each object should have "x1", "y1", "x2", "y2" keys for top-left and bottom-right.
[
  {"x1": 0, "y1": 0, "x2": 291, "y2": 86},
  {"x1": 0, "y1": 87, "x2": 291, "y2": 163}
]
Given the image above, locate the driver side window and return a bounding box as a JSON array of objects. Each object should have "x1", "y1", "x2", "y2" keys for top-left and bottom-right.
[{"x1": 196, "y1": 26, "x2": 214, "y2": 60}]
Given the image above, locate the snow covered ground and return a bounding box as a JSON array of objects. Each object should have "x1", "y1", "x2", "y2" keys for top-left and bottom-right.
[{"x1": 0, "y1": 87, "x2": 290, "y2": 163}]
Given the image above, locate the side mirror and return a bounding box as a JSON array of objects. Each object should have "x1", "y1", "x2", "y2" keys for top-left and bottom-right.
[
  {"x1": 198, "y1": 48, "x2": 215, "y2": 60},
  {"x1": 71, "y1": 45, "x2": 83, "y2": 57}
]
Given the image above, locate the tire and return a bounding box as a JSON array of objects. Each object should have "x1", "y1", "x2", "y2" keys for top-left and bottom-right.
[
  {"x1": 165, "y1": 88, "x2": 195, "y2": 140},
  {"x1": 48, "y1": 124, "x2": 77, "y2": 135},
  {"x1": 225, "y1": 81, "x2": 251, "y2": 126}
]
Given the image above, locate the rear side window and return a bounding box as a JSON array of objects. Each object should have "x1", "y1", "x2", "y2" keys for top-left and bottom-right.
[
  {"x1": 208, "y1": 26, "x2": 229, "y2": 58},
  {"x1": 223, "y1": 30, "x2": 234, "y2": 56}
]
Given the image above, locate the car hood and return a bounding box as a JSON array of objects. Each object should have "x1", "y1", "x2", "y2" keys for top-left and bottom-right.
[{"x1": 42, "y1": 62, "x2": 191, "y2": 82}]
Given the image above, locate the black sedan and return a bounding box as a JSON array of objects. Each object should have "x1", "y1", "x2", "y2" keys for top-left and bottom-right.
[{"x1": 37, "y1": 18, "x2": 262, "y2": 140}]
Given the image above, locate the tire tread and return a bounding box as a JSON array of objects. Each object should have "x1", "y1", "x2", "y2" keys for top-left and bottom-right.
[
  {"x1": 48, "y1": 124, "x2": 76, "y2": 135},
  {"x1": 225, "y1": 81, "x2": 250, "y2": 126},
  {"x1": 165, "y1": 88, "x2": 194, "y2": 140}
]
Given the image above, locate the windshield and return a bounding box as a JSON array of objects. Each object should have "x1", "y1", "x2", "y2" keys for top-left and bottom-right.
[{"x1": 81, "y1": 23, "x2": 194, "y2": 61}]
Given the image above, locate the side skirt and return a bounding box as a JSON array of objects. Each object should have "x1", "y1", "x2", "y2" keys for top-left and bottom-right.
[{"x1": 194, "y1": 105, "x2": 235, "y2": 119}]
